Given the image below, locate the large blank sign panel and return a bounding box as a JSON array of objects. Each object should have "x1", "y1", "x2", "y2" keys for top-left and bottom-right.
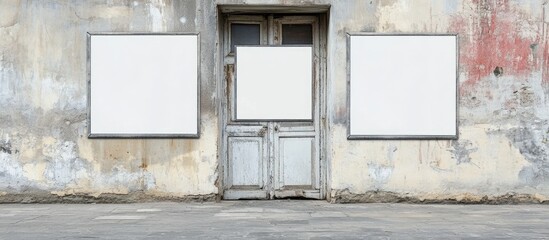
[
  {"x1": 236, "y1": 46, "x2": 312, "y2": 121},
  {"x1": 348, "y1": 34, "x2": 457, "y2": 139},
  {"x1": 88, "y1": 33, "x2": 199, "y2": 137}
]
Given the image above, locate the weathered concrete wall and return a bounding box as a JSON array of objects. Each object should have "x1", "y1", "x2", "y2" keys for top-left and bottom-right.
[
  {"x1": 328, "y1": 0, "x2": 549, "y2": 203},
  {"x1": 0, "y1": 0, "x2": 219, "y2": 201},
  {"x1": 1, "y1": 0, "x2": 548, "y2": 202}
]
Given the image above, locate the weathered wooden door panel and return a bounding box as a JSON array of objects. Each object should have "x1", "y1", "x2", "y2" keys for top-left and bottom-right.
[
  {"x1": 224, "y1": 131, "x2": 269, "y2": 199},
  {"x1": 227, "y1": 137, "x2": 264, "y2": 188},
  {"x1": 276, "y1": 136, "x2": 316, "y2": 187},
  {"x1": 279, "y1": 137, "x2": 314, "y2": 186},
  {"x1": 273, "y1": 132, "x2": 320, "y2": 199},
  {"x1": 222, "y1": 14, "x2": 325, "y2": 200}
]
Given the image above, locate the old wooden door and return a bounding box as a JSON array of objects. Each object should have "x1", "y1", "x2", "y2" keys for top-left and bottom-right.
[{"x1": 222, "y1": 14, "x2": 325, "y2": 199}]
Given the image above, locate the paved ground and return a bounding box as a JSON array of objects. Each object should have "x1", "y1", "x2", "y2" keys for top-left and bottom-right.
[{"x1": 0, "y1": 200, "x2": 548, "y2": 239}]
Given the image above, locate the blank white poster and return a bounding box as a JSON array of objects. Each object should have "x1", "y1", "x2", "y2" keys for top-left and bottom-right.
[
  {"x1": 89, "y1": 34, "x2": 199, "y2": 137},
  {"x1": 349, "y1": 34, "x2": 457, "y2": 138},
  {"x1": 236, "y1": 46, "x2": 312, "y2": 121}
]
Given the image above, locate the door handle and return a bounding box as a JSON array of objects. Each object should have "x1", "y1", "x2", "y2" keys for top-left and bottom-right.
[{"x1": 274, "y1": 125, "x2": 279, "y2": 132}]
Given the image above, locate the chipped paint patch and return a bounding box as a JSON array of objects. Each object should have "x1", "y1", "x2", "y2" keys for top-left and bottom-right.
[
  {"x1": 148, "y1": 2, "x2": 165, "y2": 32},
  {"x1": 367, "y1": 163, "x2": 393, "y2": 188},
  {"x1": 0, "y1": 140, "x2": 16, "y2": 155},
  {"x1": 0, "y1": 151, "x2": 29, "y2": 191},
  {"x1": 449, "y1": 140, "x2": 478, "y2": 164},
  {"x1": 377, "y1": 0, "x2": 452, "y2": 32},
  {"x1": 450, "y1": 0, "x2": 542, "y2": 87},
  {"x1": 331, "y1": 124, "x2": 533, "y2": 195},
  {"x1": 0, "y1": 0, "x2": 19, "y2": 28},
  {"x1": 506, "y1": 125, "x2": 549, "y2": 185}
]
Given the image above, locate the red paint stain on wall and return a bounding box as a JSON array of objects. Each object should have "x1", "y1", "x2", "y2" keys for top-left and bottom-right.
[
  {"x1": 449, "y1": 0, "x2": 541, "y2": 89},
  {"x1": 543, "y1": 24, "x2": 549, "y2": 88}
]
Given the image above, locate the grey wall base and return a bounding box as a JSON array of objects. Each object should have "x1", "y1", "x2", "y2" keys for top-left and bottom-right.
[
  {"x1": 331, "y1": 189, "x2": 549, "y2": 204},
  {"x1": 2, "y1": 191, "x2": 549, "y2": 204},
  {"x1": 0, "y1": 192, "x2": 216, "y2": 204}
]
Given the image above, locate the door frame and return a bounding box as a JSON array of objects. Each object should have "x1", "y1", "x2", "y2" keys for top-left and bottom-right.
[{"x1": 217, "y1": 9, "x2": 328, "y2": 200}]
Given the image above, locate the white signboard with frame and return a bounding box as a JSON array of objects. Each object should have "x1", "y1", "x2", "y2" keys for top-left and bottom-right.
[
  {"x1": 347, "y1": 33, "x2": 458, "y2": 139},
  {"x1": 235, "y1": 46, "x2": 313, "y2": 121},
  {"x1": 87, "y1": 33, "x2": 199, "y2": 138}
]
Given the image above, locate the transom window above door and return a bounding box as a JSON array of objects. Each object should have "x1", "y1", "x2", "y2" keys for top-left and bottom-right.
[
  {"x1": 281, "y1": 24, "x2": 313, "y2": 45},
  {"x1": 230, "y1": 23, "x2": 260, "y2": 53},
  {"x1": 226, "y1": 15, "x2": 315, "y2": 56}
]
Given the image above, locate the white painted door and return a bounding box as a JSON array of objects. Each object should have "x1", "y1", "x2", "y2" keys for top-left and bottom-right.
[{"x1": 222, "y1": 15, "x2": 324, "y2": 199}]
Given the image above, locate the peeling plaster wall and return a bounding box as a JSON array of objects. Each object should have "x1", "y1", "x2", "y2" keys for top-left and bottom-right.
[
  {"x1": 328, "y1": 0, "x2": 549, "y2": 202},
  {"x1": 1, "y1": 0, "x2": 548, "y2": 202},
  {"x1": 0, "y1": 0, "x2": 219, "y2": 199}
]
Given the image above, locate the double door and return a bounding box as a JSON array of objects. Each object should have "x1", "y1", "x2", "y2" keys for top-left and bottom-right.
[{"x1": 222, "y1": 14, "x2": 324, "y2": 199}]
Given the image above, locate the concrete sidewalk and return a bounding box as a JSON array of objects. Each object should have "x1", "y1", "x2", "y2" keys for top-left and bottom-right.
[{"x1": 0, "y1": 200, "x2": 548, "y2": 239}]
